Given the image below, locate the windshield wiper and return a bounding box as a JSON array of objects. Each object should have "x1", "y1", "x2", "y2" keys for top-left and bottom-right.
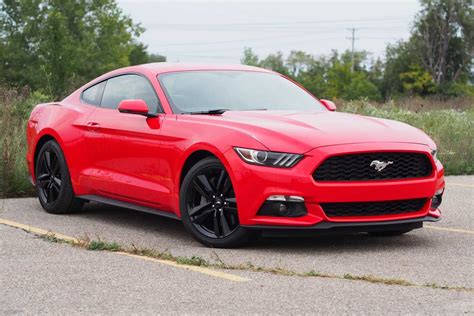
[{"x1": 183, "y1": 109, "x2": 229, "y2": 115}]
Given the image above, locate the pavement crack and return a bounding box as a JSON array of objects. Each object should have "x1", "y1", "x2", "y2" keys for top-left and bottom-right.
[{"x1": 2, "y1": 221, "x2": 472, "y2": 293}]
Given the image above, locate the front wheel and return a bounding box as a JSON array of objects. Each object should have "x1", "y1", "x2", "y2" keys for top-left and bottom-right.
[{"x1": 180, "y1": 157, "x2": 254, "y2": 248}]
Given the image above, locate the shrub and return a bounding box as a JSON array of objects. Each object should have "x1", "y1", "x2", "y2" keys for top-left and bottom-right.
[
  {"x1": 0, "y1": 87, "x2": 51, "y2": 197},
  {"x1": 341, "y1": 100, "x2": 474, "y2": 175}
]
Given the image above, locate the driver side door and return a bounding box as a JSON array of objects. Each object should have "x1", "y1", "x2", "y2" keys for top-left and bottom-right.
[{"x1": 83, "y1": 74, "x2": 169, "y2": 207}]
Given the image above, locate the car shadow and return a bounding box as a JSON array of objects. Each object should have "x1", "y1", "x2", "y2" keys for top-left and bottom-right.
[{"x1": 73, "y1": 201, "x2": 433, "y2": 253}]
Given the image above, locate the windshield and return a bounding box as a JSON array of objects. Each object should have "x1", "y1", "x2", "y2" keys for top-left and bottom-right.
[{"x1": 158, "y1": 71, "x2": 326, "y2": 113}]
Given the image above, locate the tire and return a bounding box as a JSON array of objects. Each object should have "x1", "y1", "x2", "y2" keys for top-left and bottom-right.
[
  {"x1": 180, "y1": 157, "x2": 255, "y2": 248},
  {"x1": 368, "y1": 229, "x2": 413, "y2": 237},
  {"x1": 35, "y1": 140, "x2": 84, "y2": 214}
]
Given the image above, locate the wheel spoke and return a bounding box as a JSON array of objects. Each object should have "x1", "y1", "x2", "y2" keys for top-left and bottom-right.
[
  {"x1": 215, "y1": 170, "x2": 226, "y2": 194},
  {"x1": 46, "y1": 186, "x2": 54, "y2": 203},
  {"x1": 189, "y1": 202, "x2": 212, "y2": 217},
  {"x1": 225, "y1": 197, "x2": 236, "y2": 204},
  {"x1": 37, "y1": 174, "x2": 49, "y2": 187},
  {"x1": 219, "y1": 211, "x2": 231, "y2": 236},
  {"x1": 37, "y1": 173, "x2": 50, "y2": 180},
  {"x1": 51, "y1": 156, "x2": 60, "y2": 175},
  {"x1": 194, "y1": 175, "x2": 215, "y2": 198},
  {"x1": 51, "y1": 180, "x2": 61, "y2": 193},
  {"x1": 222, "y1": 177, "x2": 232, "y2": 196},
  {"x1": 193, "y1": 209, "x2": 215, "y2": 225},
  {"x1": 44, "y1": 151, "x2": 52, "y2": 172},
  {"x1": 224, "y1": 206, "x2": 237, "y2": 213},
  {"x1": 52, "y1": 176, "x2": 62, "y2": 188},
  {"x1": 213, "y1": 211, "x2": 221, "y2": 237}
]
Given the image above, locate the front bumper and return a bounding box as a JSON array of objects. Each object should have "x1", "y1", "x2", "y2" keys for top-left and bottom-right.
[
  {"x1": 224, "y1": 142, "x2": 445, "y2": 227},
  {"x1": 244, "y1": 215, "x2": 440, "y2": 237}
]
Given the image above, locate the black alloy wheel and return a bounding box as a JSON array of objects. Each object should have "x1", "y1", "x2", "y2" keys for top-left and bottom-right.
[
  {"x1": 37, "y1": 149, "x2": 62, "y2": 205},
  {"x1": 180, "y1": 157, "x2": 255, "y2": 248},
  {"x1": 35, "y1": 140, "x2": 84, "y2": 214}
]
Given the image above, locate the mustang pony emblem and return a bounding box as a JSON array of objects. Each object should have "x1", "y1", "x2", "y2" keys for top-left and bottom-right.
[{"x1": 370, "y1": 160, "x2": 394, "y2": 172}]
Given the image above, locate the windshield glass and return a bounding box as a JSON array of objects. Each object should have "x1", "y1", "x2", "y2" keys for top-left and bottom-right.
[{"x1": 158, "y1": 71, "x2": 326, "y2": 113}]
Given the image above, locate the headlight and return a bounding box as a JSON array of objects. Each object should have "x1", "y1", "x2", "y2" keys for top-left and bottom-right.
[{"x1": 234, "y1": 147, "x2": 303, "y2": 168}]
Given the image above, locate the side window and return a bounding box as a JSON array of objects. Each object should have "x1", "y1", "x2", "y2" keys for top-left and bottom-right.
[
  {"x1": 100, "y1": 74, "x2": 160, "y2": 113},
  {"x1": 81, "y1": 81, "x2": 106, "y2": 106}
]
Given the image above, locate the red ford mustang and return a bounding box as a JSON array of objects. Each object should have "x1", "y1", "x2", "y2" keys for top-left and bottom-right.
[{"x1": 26, "y1": 63, "x2": 445, "y2": 247}]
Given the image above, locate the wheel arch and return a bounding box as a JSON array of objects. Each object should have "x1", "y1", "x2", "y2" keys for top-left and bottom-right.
[
  {"x1": 177, "y1": 144, "x2": 236, "y2": 193},
  {"x1": 179, "y1": 150, "x2": 216, "y2": 187},
  {"x1": 32, "y1": 130, "x2": 65, "y2": 174}
]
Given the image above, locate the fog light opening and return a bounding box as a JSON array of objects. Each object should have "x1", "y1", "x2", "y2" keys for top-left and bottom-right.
[
  {"x1": 258, "y1": 195, "x2": 307, "y2": 217},
  {"x1": 267, "y1": 195, "x2": 305, "y2": 202},
  {"x1": 431, "y1": 188, "x2": 444, "y2": 209}
]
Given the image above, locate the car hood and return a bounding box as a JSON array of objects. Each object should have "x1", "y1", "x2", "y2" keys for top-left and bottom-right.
[{"x1": 198, "y1": 110, "x2": 434, "y2": 153}]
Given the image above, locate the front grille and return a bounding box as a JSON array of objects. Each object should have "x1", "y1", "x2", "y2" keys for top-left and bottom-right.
[
  {"x1": 313, "y1": 152, "x2": 432, "y2": 181},
  {"x1": 321, "y1": 198, "x2": 427, "y2": 217}
]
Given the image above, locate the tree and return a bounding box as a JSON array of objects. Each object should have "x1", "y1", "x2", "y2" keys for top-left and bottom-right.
[
  {"x1": 0, "y1": 0, "x2": 146, "y2": 98},
  {"x1": 382, "y1": 0, "x2": 473, "y2": 98},
  {"x1": 148, "y1": 53, "x2": 167, "y2": 63},
  {"x1": 241, "y1": 47, "x2": 259, "y2": 66},
  {"x1": 413, "y1": 0, "x2": 473, "y2": 85},
  {"x1": 399, "y1": 65, "x2": 437, "y2": 95},
  {"x1": 129, "y1": 42, "x2": 150, "y2": 66},
  {"x1": 286, "y1": 50, "x2": 313, "y2": 78}
]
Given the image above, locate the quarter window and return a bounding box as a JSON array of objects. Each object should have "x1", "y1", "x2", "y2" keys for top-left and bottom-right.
[
  {"x1": 82, "y1": 81, "x2": 106, "y2": 106},
  {"x1": 101, "y1": 74, "x2": 160, "y2": 112}
]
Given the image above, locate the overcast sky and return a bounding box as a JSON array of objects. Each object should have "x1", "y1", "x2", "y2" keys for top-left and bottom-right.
[{"x1": 116, "y1": 0, "x2": 421, "y2": 63}]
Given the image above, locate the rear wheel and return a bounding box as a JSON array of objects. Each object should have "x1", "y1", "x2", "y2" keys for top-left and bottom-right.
[
  {"x1": 180, "y1": 157, "x2": 254, "y2": 248},
  {"x1": 35, "y1": 140, "x2": 84, "y2": 214}
]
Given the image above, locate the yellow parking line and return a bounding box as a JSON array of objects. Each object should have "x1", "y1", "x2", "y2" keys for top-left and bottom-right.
[
  {"x1": 446, "y1": 183, "x2": 474, "y2": 188},
  {"x1": 118, "y1": 252, "x2": 249, "y2": 282},
  {"x1": 425, "y1": 225, "x2": 474, "y2": 235},
  {"x1": 0, "y1": 218, "x2": 79, "y2": 243},
  {"x1": 0, "y1": 218, "x2": 250, "y2": 282}
]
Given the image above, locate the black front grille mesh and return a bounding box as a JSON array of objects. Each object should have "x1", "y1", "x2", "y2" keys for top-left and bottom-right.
[
  {"x1": 313, "y1": 152, "x2": 432, "y2": 181},
  {"x1": 321, "y1": 198, "x2": 427, "y2": 217}
]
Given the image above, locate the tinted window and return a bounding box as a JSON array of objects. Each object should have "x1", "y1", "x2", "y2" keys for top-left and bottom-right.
[
  {"x1": 159, "y1": 71, "x2": 326, "y2": 113},
  {"x1": 82, "y1": 81, "x2": 106, "y2": 106},
  {"x1": 101, "y1": 74, "x2": 159, "y2": 112}
]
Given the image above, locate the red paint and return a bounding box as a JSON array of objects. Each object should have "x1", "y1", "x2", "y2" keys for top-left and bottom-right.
[{"x1": 26, "y1": 63, "x2": 444, "y2": 227}]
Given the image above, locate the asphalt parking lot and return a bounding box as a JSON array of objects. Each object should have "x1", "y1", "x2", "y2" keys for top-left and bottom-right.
[{"x1": 1, "y1": 175, "x2": 473, "y2": 314}]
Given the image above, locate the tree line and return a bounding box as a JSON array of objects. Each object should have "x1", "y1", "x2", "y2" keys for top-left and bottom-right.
[
  {"x1": 242, "y1": 0, "x2": 473, "y2": 101},
  {"x1": 0, "y1": 0, "x2": 164, "y2": 99},
  {"x1": 1, "y1": 0, "x2": 473, "y2": 101}
]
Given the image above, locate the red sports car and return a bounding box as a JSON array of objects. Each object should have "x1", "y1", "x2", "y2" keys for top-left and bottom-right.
[{"x1": 26, "y1": 63, "x2": 445, "y2": 247}]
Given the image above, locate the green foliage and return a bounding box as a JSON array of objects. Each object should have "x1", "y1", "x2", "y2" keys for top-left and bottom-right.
[
  {"x1": 86, "y1": 240, "x2": 122, "y2": 251},
  {"x1": 341, "y1": 100, "x2": 474, "y2": 175},
  {"x1": 148, "y1": 53, "x2": 167, "y2": 63},
  {"x1": 241, "y1": 48, "x2": 381, "y2": 101},
  {"x1": 399, "y1": 65, "x2": 437, "y2": 95},
  {"x1": 0, "y1": 0, "x2": 162, "y2": 99},
  {"x1": 241, "y1": 47, "x2": 259, "y2": 66},
  {"x1": 0, "y1": 87, "x2": 51, "y2": 198},
  {"x1": 381, "y1": 0, "x2": 473, "y2": 98}
]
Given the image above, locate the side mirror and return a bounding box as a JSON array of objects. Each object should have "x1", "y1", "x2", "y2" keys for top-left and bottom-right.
[
  {"x1": 118, "y1": 99, "x2": 156, "y2": 118},
  {"x1": 320, "y1": 99, "x2": 337, "y2": 111}
]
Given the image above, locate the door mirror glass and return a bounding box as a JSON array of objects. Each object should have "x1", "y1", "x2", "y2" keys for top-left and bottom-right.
[
  {"x1": 320, "y1": 99, "x2": 337, "y2": 111},
  {"x1": 118, "y1": 99, "x2": 155, "y2": 118}
]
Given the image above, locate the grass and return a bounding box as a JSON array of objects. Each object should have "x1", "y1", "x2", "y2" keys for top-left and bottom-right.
[
  {"x1": 34, "y1": 231, "x2": 473, "y2": 292},
  {"x1": 0, "y1": 87, "x2": 50, "y2": 198},
  {"x1": 0, "y1": 86, "x2": 473, "y2": 198},
  {"x1": 340, "y1": 99, "x2": 474, "y2": 175}
]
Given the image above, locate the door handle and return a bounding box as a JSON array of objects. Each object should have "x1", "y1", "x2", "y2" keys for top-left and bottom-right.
[{"x1": 86, "y1": 122, "x2": 101, "y2": 131}]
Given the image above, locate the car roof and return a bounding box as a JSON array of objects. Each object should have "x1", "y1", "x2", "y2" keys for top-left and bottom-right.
[{"x1": 133, "y1": 62, "x2": 275, "y2": 75}]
